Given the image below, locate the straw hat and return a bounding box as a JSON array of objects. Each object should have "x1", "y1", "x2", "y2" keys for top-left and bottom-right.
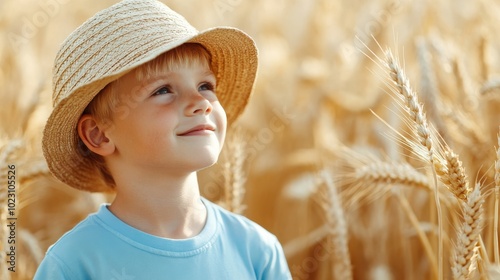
[{"x1": 42, "y1": 0, "x2": 258, "y2": 192}]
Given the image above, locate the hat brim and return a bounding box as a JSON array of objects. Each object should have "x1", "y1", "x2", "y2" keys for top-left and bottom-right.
[{"x1": 42, "y1": 27, "x2": 257, "y2": 192}]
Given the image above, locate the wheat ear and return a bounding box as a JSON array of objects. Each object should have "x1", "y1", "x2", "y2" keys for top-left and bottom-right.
[
  {"x1": 451, "y1": 56, "x2": 478, "y2": 113},
  {"x1": 480, "y1": 78, "x2": 500, "y2": 97},
  {"x1": 18, "y1": 160, "x2": 50, "y2": 184},
  {"x1": 494, "y1": 131, "x2": 500, "y2": 264},
  {"x1": 385, "y1": 50, "x2": 434, "y2": 161},
  {"x1": 222, "y1": 131, "x2": 247, "y2": 214},
  {"x1": 451, "y1": 183, "x2": 485, "y2": 280},
  {"x1": 355, "y1": 161, "x2": 431, "y2": 191},
  {"x1": 434, "y1": 149, "x2": 471, "y2": 201},
  {"x1": 384, "y1": 49, "x2": 443, "y2": 279},
  {"x1": 318, "y1": 170, "x2": 353, "y2": 280}
]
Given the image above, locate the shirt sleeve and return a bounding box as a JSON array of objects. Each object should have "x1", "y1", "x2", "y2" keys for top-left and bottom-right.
[
  {"x1": 33, "y1": 253, "x2": 70, "y2": 280},
  {"x1": 260, "y1": 238, "x2": 292, "y2": 280}
]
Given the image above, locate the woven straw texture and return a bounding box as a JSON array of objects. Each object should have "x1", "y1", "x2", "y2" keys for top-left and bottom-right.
[{"x1": 42, "y1": 0, "x2": 258, "y2": 192}]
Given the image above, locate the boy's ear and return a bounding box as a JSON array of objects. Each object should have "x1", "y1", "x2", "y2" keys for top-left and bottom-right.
[{"x1": 77, "y1": 114, "x2": 115, "y2": 156}]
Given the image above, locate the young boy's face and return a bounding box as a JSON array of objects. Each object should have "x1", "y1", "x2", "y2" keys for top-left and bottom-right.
[{"x1": 103, "y1": 58, "x2": 227, "y2": 174}]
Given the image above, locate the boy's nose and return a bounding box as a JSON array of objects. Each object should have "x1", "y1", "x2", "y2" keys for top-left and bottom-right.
[{"x1": 184, "y1": 91, "x2": 213, "y2": 116}]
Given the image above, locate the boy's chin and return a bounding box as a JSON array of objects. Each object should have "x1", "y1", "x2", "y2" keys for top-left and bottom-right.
[
  {"x1": 170, "y1": 144, "x2": 222, "y2": 172},
  {"x1": 194, "y1": 155, "x2": 220, "y2": 172}
]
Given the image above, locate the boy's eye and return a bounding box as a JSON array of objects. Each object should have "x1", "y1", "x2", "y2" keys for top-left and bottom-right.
[
  {"x1": 153, "y1": 86, "x2": 172, "y2": 96},
  {"x1": 198, "y1": 82, "x2": 215, "y2": 92}
]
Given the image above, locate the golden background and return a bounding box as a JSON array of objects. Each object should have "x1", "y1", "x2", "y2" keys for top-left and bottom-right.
[{"x1": 1, "y1": 0, "x2": 500, "y2": 279}]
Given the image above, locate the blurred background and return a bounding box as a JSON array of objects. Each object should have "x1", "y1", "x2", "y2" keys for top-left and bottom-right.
[{"x1": 1, "y1": 0, "x2": 500, "y2": 279}]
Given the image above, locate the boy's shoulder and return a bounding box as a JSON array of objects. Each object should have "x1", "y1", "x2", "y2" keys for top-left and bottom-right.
[
  {"x1": 45, "y1": 206, "x2": 109, "y2": 255},
  {"x1": 204, "y1": 198, "x2": 291, "y2": 279}
]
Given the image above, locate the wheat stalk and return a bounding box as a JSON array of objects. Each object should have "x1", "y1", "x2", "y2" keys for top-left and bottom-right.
[
  {"x1": 451, "y1": 183, "x2": 485, "y2": 280},
  {"x1": 478, "y1": 34, "x2": 490, "y2": 82},
  {"x1": 222, "y1": 131, "x2": 247, "y2": 214},
  {"x1": 384, "y1": 49, "x2": 444, "y2": 280},
  {"x1": 395, "y1": 190, "x2": 439, "y2": 278},
  {"x1": 451, "y1": 56, "x2": 478, "y2": 113},
  {"x1": 318, "y1": 170, "x2": 353, "y2": 280},
  {"x1": 494, "y1": 131, "x2": 500, "y2": 264}
]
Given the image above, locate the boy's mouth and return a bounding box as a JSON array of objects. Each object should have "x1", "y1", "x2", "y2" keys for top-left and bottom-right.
[{"x1": 177, "y1": 124, "x2": 216, "y2": 136}]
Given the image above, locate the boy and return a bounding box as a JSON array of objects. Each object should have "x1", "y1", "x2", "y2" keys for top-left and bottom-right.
[{"x1": 34, "y1": 0, "x2": 292, "y2": 279}]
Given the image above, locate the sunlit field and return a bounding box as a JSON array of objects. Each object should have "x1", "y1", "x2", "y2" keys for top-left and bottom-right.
[{"x1": 1, "y1": 0, "x2": 500, "y2": 279}]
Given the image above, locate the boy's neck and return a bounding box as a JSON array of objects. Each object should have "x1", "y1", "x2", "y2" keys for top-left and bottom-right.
[{"x1": 108, "y1": 172, "x2": 207, "y2": 239}]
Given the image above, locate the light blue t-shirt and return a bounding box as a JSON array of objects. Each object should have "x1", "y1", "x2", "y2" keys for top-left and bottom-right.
[{"x1": 34, "y1": 198, "x2": 291, "y2": 279}]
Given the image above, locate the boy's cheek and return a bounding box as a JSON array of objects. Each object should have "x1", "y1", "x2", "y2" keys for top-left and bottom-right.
[
  {"x1": 114, "y1": 105, "x2": 130, "y2": 120},
  {"x1": 216, "y1": 103, "x2": 228, "y2": 121}
]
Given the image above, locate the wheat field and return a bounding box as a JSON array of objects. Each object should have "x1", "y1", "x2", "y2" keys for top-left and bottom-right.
[{"x1": 1, "y1": 0, "x2": 500, "y2": 279}]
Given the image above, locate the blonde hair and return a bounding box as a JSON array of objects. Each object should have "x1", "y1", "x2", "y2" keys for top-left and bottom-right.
[{"x1": 78, "y1": 43, "x2": 212, "y2": 189}]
